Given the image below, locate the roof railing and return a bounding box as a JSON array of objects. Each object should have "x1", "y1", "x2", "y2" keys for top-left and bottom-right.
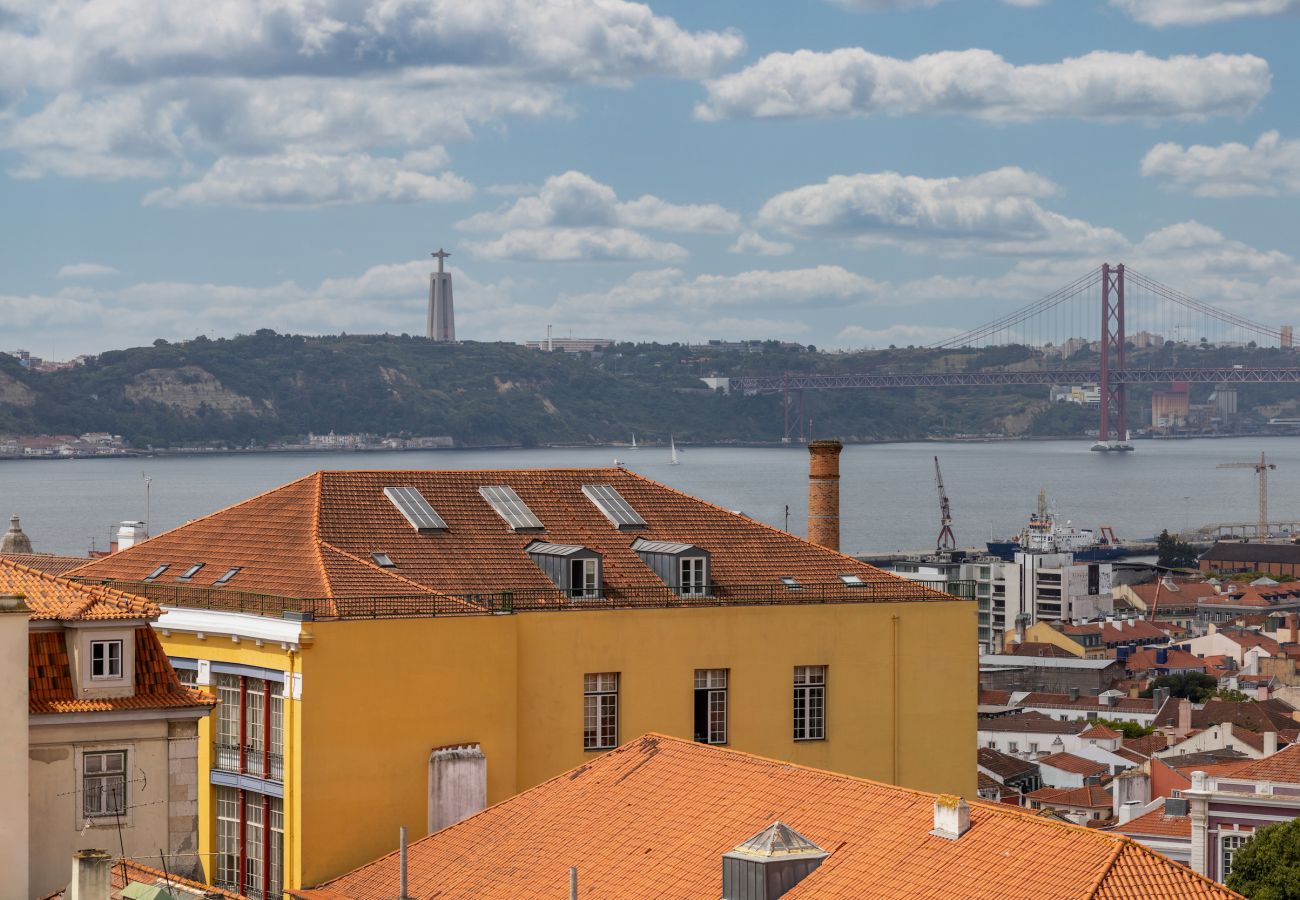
[{"x1": 76, "y1": 578, "x2": 975, "y2": 621}]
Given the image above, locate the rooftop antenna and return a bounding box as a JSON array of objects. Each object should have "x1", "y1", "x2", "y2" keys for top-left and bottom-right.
[{"x1": 142, "y1": 473, "x2": 152, "y2": 538}]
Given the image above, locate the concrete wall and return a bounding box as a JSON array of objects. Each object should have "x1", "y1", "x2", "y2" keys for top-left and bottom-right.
[{"x1": 0, "y1": 597, "x2": 29, "y2": 900}]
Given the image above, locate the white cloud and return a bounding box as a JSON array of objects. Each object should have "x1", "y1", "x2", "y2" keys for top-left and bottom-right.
[
  {"x1": 729, "y1": 232, "x2": 794, "y2": 257},
  {"x1": 467, "y1": 228, "x2": 689, "y2": 262},
  {"x1": 756, "y1": 167, "x2": 1124, "y2": 256},
  {"x1": 835, "y1": 323, "x2": 963, "y2": 348},
  {"x1": 458, "y1": 171, "x2": 741, "y2": 233},
  {"x1": 696, "y1": 48, "x2": 1269, "y2": 123},
  {"x1": 57, "y1": 263, "x2": 119, "y2": 279},
  {"x1": 143, "y1": 149, "x2": 474, "y2": 208},
  {"x1": 1110, "y1": 0, "x2": 1300, "y2": 26},
  {"x1": 1141, "y1": 132, "x2": 1300, "y2": 198}
]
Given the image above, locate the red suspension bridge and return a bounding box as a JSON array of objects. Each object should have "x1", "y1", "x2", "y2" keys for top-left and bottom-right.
[{"x1": 728, "y1": 264, "x2": 1300, "y2": 445}]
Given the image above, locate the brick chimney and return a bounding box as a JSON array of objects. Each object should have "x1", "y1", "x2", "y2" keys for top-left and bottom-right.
[
  {"x1": 1176, "y1": 698, "x2": 1192, "y2": 738},
  {"x1": 807, "y1": 440, "x2": 843, "y2": 552}
]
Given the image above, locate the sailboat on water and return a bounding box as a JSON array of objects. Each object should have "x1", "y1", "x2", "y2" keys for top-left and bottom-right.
[
  {"x1": 631, "y1": 433, "x2": 638, "y2": 450},
  {"x1": 668, "y1": 434, "x2": 680, "y2": 465}
]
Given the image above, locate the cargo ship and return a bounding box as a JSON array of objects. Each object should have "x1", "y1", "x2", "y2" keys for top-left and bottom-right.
[{"x1": 986, "y1": 489, "x2": 1126, "y2": 561}]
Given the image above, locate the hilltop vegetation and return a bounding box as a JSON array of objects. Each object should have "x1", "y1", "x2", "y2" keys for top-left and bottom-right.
[{"x1": 0, "y1": 332, "x2": 1296, "y2": 449}]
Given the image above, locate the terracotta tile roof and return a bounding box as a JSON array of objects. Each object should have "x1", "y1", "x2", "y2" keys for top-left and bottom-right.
[
  {"x1": 1130, "y1": 579, "x2": 1222, "y2": 606},
  {"x1": 979, "y1": 688, "x2": 1012, "y2": 706},
  {"x1": 1123, "y1": 734, "x2": 1170, "y2": 758},
  {"x1": 0, "y1": 557, "x2": 157, "y2": 620},
  {"x1": 1080, "y1": 724, "x2": 1123, "y2": 740},
  {"x1": 979, "y1": 711, "x2": 1089, "y2": 735},
  {"x1": 1221, "y1": 741, "x2": 1300, "y2": 783},
  {"x1": 1125, "y1": 648, "x2": 1206, "y2": 673},
  {"x1": 977, "y1": 771, "x2": 1004, "y2": 794},
  {"x1": 41, "y1": 859, "x2": 248, "y2": 899},
  {"x1": 1112, "y1": 807, "x2": 1192, "y2": 840},
  {"x1": 1114, "y1": 747, "x2": 1149, "y2": 765},
  {"x1": 1038, "y1": 752, "x2": 1111, "y2": 778},
  {"x1": 67, "y1": 469, "x2": 948, "y2": 614},
  {"x1": 291, "y1": 733, "x2": 1239, "y2": 900},
  {"x1": 1202, "y1": 542, "x2": 1300, "y2": 565},
  {"x1": 0, "y1": 552, "x2": 89, "y2": 576},
  {"x1": 1018, "y1": 692, "x2": 1165, "y2": 716},
  {"x1": 28, "y1": 628, "x2": 213, "y2": 715},
  {"x1": 1007, "y1": 641, "x2": 1078, "y2": 658},
  {"x1": 1156, "y1": 698, "x2": 1299, "y2": 734},
  {"x1": 1214, "y1": 628, "x2": 1283, "y2": 654},
  {"x1": 978, "y1": 747, "x2": 1039, "y2": 781},
  {"x1": 1063, "y1": 619, "x2": 1168, "y2": 645},
  {"x1": 1026, "y1": 784, "x2": 1114, "y2": 810}
]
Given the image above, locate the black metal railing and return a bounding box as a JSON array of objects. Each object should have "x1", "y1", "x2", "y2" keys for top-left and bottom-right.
[
  {"x1": 88, "y1": 578, "x2": 974, "y2": 621},
  {"x1": 213, "y1": 741, "x2": 284, "y2": 783}
]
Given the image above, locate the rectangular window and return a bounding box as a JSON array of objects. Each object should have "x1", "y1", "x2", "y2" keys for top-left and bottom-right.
[
  {"x1": 583, "y1": 673, "x2": 619, "y2": 751},
  {"x1": 269, "y1": 797, "x2": 285, "y2": 898},
  {"x1": 215, "y1": 787, "x2": 240, "y2": 890},
  {"x1": 215, "y1": 674, "x2": 241, "y2": 773},
  {"x1": 83, "y1": 750, "x2": 126, "y2": 817},
  {"x1": 680, "y1": 557, "x2": 707, "y2": 596},
  {"x1": 175, "y1": 667, "x2": 197, "y2": 686},
  {"x1": 569, "y1": 558, "x2": 600, "y2": 599},
  {"x1": 694, "y1": 669, "x2": 728, "y2": 745},
  {"x1": 1029, "y1": 742, "x2": 1039, "y2": 753},
  {"x1": 1222, "y1": 834, "x2": 1249, "y2": 878},
  {"x1": 793, "y1": 665, "x2": 826, "y2": 741},
  {"x1": 90, "y1": 639, "x2": 123, "y2": 679},
  {"x1": 269, "y1": 694, "x2": 285, "y2": 782},
  {"x1": 245, "y1": 678, "x2": 266, "y2": 779},
  {"x1": 244, "y1": 796, "x2": 264, "y2": 898},
  {"x1": 1009, "y1": 741, "x2": 1019, "y2": 753}
]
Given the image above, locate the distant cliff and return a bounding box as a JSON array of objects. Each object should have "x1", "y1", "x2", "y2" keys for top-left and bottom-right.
[{"x1": 0, "y1": 332, "x2": 1293, "y2": 449}]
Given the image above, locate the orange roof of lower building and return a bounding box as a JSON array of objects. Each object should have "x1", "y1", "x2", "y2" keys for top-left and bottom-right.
[
  {"x1": 292, "y1": 734, "x2": 1239, "y2": 900},
  {"x1": 1, "y1": 557, "x2": 157, "y2": 620},
  {"x1": 1220, "y1": 742, "x2": 1300, "y2": 783},
  {"x1": 1026, "y1": 784, "x2": 1115, "y2": 810},
  {"x1": 1114, "y1": 808, "x2": 1192, "y2": 840},
  {"x1": 41, "y1": 858, "x2": 247, "y2": 899},
  {"x1": 1038, "y1": 752, "x2": 1111, "y2": 778}
]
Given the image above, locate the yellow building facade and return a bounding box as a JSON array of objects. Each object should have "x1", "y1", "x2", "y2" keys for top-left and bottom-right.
[{"x1": 158, "y1": 597, "x2": 975, "y2": 891}]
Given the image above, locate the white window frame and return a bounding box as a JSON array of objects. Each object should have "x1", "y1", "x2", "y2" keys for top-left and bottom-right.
[
  {"x1": 215, "y1": 787, "x2": 240, "y2": 890},
  {"x1": 570, "y1": 558, "x2": 600, "y2": 599},
  {"x1": 1221, "y1": 833, "x2": 1250, "y2": 878},
  {"x1": 83, "y1": 749, "x2": 127, "y2": 818},
  {"x1": 583, "y1": 673, "x2": 619, "y2": 751},
  {"x1": 89, "y1": 639, "x2": 123, "y2": 680},
  {"x1": 695, "y1": 669, "x2": 728, "y2": 745},
  {"x1": 793, "y1": 665, "x2": 826, "y2": 741},
  {"x1": 680, "y1": 557, "x2": 707, "y2": 596}
]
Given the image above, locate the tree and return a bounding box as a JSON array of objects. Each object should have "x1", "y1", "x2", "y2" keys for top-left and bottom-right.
[
  {"x1": 1156, "y1": 529, "x2": 1199, "y2": 570},
  {"x1": 1094, "y1": 717, "x2": 1154, "y2": 739},
  {"x1": 1226, "y1": 817, "x2": 1300, "y2": 898},
  {"x1": 1141, "y1": 672, "x2": 1218, "y2": 703}
]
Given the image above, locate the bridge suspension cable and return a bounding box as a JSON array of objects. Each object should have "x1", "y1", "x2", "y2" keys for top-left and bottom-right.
[
  {"x1": 1124, "y1": 267, "x2": 1285, "y2": 345},
  {"x1": 927, "y1": 267, "x2": 1101, "y2": 350}
]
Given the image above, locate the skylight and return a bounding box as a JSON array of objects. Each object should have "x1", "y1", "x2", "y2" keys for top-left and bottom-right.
[
  {"x1": 177, "y1": 564, "x2": 204, "y2": 581},
  {"x1": 781, "y1": 576, "x2": 802, "y2": 590},
  {"x1": 144, "y1": 565, "x2": 168, "y2": 582},
  {"x1": 479, "y1": 485, "x2": 544, "y2": 531},
  {"x1": 838, "y1": 574, "x2": 865, "y2": 587},
  {"x1": 214, "y1": 567, "x2": 241, "y2": 585},
  {"x1": 582, "y1": 484, "x2": 647, "y2": 529},
  {"x1": 384, "y1": 486, "x2": 449, "y2": 532},
  {"x1": 371, "y1": 552, "x2": 395, "y2": 568}
]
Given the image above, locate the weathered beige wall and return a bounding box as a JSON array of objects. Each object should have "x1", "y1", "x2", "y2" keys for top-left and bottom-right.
[
  {"x1": 28, "y1": 718, "x2": 173, "y2": 899},
  {"x1": 0, "y1": 597, "x2": 30, "y2": 900}
]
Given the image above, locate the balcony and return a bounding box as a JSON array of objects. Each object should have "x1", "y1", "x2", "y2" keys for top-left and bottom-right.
[{"x1": 214, "y1": 742, "x2": 284, "y2": 784}]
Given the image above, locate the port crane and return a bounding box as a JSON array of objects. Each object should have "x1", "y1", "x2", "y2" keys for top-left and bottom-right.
[
  {"x1": 934, "y1": 456, "x2": 956, "y2": 553},
  {"x1": 1216, "y1": 452, "x2": 1276, "y2": 538}
]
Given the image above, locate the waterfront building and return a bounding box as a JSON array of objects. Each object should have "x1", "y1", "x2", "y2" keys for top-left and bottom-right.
[
  {"x1": 426, "y1": 248, "x2": 454, "y2": 341},
  {"x1": 68, "y1": 462, "x2": 976, "y2": 893},
  {"x1": 522, "y1": 336, "x2": 613, "y2": 353},
  {"x1": 287, "y1": 732, "x2": 1237, "y2": 899},
  {"x1": 1201, "y1": 541, "x2": 1300, "y2": 577},
  {"x1": 0, "y1": 559, "x2": 214, "y2": 899}
]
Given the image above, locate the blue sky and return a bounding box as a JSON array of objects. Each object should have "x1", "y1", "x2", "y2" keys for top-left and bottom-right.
[{"x1": 2, "y1": 0, "x2": 1299, "y2": 357}]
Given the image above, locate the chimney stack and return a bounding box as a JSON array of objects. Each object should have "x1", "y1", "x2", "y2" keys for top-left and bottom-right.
[
  {"x1": 807, "y1": 440, "x2": 843, "y2": 552},
  {"x1": 68, "y1": 849, "x2": 112, "y2": 900},
  {"x1": 1265, "y1": 731, "x2": 1278, "y2": 756},
  {"x1": 1176, "y1": 698, "x2": 1192, "y2": 738},
  {"x1": 930, "y1": 795, "x2": 971, "y2": 840}
]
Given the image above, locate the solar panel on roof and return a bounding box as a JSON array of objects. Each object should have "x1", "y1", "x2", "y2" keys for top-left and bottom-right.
[
  {"x1": 383, "y1": 486, "x2": 449, "y2": 532},
  {"x1": 480, "y1": 485, "x2": 545, "y2": 531},
  {"x1": 582, "y1": 484, "x2": 647, "y2": 529}
]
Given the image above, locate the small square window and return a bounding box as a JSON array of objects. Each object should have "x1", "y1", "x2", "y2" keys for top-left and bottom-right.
[
  {"x1": 90, "y1": 640, "x2": 123, "y2": 679},
  {"x1": 838, "y1": 574, "x2": 865, "y2": 587}
]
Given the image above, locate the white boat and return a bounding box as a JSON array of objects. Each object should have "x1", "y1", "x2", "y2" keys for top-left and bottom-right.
[
  {"x1": 631, "y1": 433, "x2": 638, "y2": 450},
  {"x1": 669, "y1": 434, "x2": 680, "y2": 465}
]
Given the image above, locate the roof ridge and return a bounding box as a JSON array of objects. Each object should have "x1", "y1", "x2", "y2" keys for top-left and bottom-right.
[
  {"x1": 1083, "y1": 840, "x2": 1126, "y2": 900},
  {"x1": 1113, "y1": 839, "x2": 1247, "y2": 898},
  {"x1": 316, "y1": 541, "x2": 455, "y2": 598},
  {"x1": 307, "y1": 472, "x2": 333, "y2": 599},
  {"x1": 615, "y1": 469, "x2": 950, "y2": 598},
  {"x1": 2, "y1": 556, "x2": 158, "y2": 620}
]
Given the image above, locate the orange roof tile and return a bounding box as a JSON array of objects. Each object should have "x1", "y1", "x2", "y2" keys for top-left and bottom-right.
[
  {"x1": 1123, "y1": 734, "x2": 1169, "y2": 758},
  {"x1": 1080, "y1": 724, "x2": 1123, "y2": 740},
  {"x1": 1038, "y1": 752, "x2": 1111, "y2": 778},
  {"x1": 0, "y1": 557, "x2": 157, "y2": 620},
  {"x1": 68, "y1": 469, "x2": 951, "y2": 614},
  {"x1": 1113, "y1": 808, "x2": 1192, "y2": 840},
  {"x1": 292, "y1": 734, "x2": 1239, "y2": 900},
  {"x1": 29, "y1": 628, "x2": 213, "y2": 716},
  {"x1": 41, "y1": 858, "x2": 247, "y2": 899},
  {"x1": 1221, "y1": 742, "x2": 1300, "y2": 783},
  {"x1": 1026, "y1": 784, "x2": 1114, "y2": 809},
  {"x1": 0, "y1": 552, "x2": 90, "y2": 576},
  {"x1": 1125, "y1": 648, "x2": 1206, "y2": 673}
]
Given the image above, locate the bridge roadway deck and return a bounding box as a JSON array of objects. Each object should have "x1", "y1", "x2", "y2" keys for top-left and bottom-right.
[{"x1": 731, "y1": 367, "x2": 1300, "y2": 394}]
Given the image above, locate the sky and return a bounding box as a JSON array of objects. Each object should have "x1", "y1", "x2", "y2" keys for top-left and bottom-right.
[{"x1": 2, "y1": 0, "x2": 1299, "y2": 358}]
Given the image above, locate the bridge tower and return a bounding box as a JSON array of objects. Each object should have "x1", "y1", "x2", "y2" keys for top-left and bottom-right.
[{"x1": 1098, "y1": 263, "x2": 1126, "y2": 442}]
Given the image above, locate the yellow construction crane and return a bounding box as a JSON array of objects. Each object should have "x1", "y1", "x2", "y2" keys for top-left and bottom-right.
[{"x1": 1217, "y1": 451, "x2": 1277, "y2": 538}]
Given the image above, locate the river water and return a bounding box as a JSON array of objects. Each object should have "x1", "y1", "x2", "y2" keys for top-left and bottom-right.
[{"x1": 2, "y1": 437, "x2": 1298, "y2": 557}]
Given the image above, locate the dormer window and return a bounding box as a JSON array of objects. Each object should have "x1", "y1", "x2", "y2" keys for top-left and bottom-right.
[
  {"x1": 526, "y1": 542, "x2": 602, "y2": 599},
  {"x1": 632, "y1": 539, "x2": 710, "y2": 597},
  {"x1": 177, "y1": 564, "x2": 204, "y2": 582},
  {"x1": 90, "y1": 640, "x2": 123, "y2": 679}
]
